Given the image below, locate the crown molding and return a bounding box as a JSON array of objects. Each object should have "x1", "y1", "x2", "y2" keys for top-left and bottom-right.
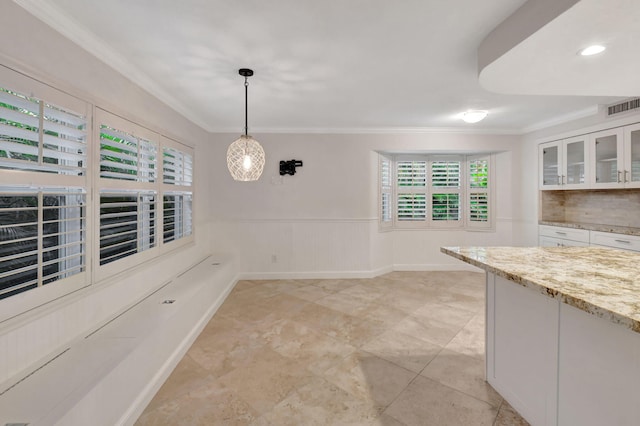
[
  {"x1": 521, "y1": 105, "x2": 599, "y2": 134},
  {"x1": 207, "y1": 126, "x2": 523, "y2": 135},
  {"x1": 13, "y1": 0, "x2": 213, "y2": 131}
]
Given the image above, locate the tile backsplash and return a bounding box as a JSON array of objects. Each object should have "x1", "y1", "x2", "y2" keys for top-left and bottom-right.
[{"x1": 540, "y1": 189, "x2": 640, "y2": 228}]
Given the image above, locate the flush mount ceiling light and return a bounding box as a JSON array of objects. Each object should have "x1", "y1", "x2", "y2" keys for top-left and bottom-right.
[
  {"x1": 579, "y1": 45, "x2": 606, "y2": 56},
  {"x1": 461, "y1": 110, "x2": 488, "y2": 124},
  {"x1": 227, "y1": 68, "x2": 265, "y2": 181}
]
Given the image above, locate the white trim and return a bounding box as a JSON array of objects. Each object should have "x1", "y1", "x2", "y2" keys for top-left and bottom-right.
[
  {"x1": 522, "y1": 106, "x2": 600, "y2": 134},
  {"x1": 117, "y1": 273, "x2": 239, "y2": 426},
  {"x1": 208, "y1": 126, "x2": 524, "y2": 135},
  {"x1": 393, "y1": 263, "x2": 484, "y2": 272},
  {"x1": 231, "y1": 217, "x2": 377, "y2": 223}
]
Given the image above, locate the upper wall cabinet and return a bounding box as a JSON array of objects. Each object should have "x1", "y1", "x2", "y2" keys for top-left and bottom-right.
[
  {"x1": 540, "y1": 122, "x2": 640, "y2": 190},
  {"x1": 590, "y1": 128, "x2": 624, "y2": 189},
  {"x1": 539, "y1": 136, "x2": 589, "y2": 190}
]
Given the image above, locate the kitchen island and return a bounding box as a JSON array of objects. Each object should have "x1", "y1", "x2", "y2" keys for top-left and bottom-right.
[{"x1": 441, "y1": 246, "x2": 640, "y2": 426}]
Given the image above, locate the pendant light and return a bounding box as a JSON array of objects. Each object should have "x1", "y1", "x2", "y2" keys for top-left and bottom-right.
[{"x1": 227, "y1": 68, "x2": 265, "y2": 181}]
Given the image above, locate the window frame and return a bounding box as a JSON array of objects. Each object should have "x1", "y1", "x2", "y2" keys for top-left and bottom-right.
[
  {"x1": 382, "y1": 153, "x2": 495, "y2": 231},
  {"x1": 0, "y1": 65, "x2": 196, "y2": 319}
]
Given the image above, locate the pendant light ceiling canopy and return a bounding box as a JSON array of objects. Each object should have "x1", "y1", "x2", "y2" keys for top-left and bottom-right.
[{"x1": 227, "y1": 68, "x2": 265, "y2": 181}]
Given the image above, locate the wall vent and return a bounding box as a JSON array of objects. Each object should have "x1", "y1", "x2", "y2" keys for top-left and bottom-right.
[{"x1": 607, "y1": 98, "x2": 640, "y2": 116}]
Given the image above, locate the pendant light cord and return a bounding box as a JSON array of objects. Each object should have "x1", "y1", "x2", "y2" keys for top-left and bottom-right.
[{"x1": 244, "y1": 77, "x2": 249, "y2": 136}]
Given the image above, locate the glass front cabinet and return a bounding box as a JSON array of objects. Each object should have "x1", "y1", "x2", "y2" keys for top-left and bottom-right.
[
  {"x1": 590, "y1": 128, "x2": 624, "y2": 189},
  {"x1": 623, "y1": 122, "x2": 640, "y2": 188},
  {"x1": 539, "y1": 137, "x2": 589, "y2": 190}
]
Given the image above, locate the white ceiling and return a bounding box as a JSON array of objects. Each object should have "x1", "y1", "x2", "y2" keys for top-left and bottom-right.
[
  {"x1": 480, "y1": 0, "x2": 640, "y2": 97},
  {"x1": 15, "y1": 0, "x2": 630, "y2": 134}
]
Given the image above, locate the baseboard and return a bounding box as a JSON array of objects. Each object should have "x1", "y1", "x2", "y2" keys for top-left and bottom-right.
[
  {"x1": 238, "y1": 269, "x2": 386, "y2": 280},
  {"x1": 117, "y1": 273, "x2": 240, "y2": 426},
  {"x1": 393, "y1": 263, "x2": 483, "y2": 272}
]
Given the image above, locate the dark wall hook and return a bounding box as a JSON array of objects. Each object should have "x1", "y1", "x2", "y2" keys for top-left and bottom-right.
[{"x1": 279, "y1": 159, "x2": 303, "y2": 176}]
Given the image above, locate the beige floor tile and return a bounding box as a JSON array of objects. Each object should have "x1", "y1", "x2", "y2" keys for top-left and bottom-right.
[
  {"x1": 322, "y1": 350, "x2": 417, "y2": 409},
  {"x1": 411, "y1": 301, "x2": 476, "y2": 329},
  {"x1": 261, "y1": 318, "x2": 356, "y2": 374},
  {"x1": 393, "y1": 315, "x2": 463, "y2": 347},
  {"x1": 137, "y1": 272, "x2": 518, "y2": 425},
  {"x1": 384, "y1": 376, "x2": 498, "y2": 426},
  {"x1": 314, "y1": 292, "x2": 378, "y2": 317},
  {"x1": 250, "y1": 293, "x2": 310, "y2": 318},
  {"x1": 291, "y1": 303, "x2": 383, "y2": 347},
  {"x1": 495, "y1": 400, "x2": 531, "y2": 425},
  {"x1": 284, "y1": 284, "x2": 334, "y2": 302},
  {"x1": 432, "y1": 289, "x2": 485, "y2": 313},
  {"x1": 187, "y1": 315, "x2": 268, "y2": 377},
  {"x1": 361, "y1": 330, "x2": 442, "y2": 373},
  {"x1": 420, "y1": 348, "x2": 502, "y2": 407},
  {"x1": 142, "y1": 354, "x2": 214, "y2": 414},
  {"x1": 217, "y1": 347, "x2": 314, "y2": 415},
  {"x1": 135, "y1": 379, "x2": 258, "y2": 426},
  {"x1": 356, "y1": 302, "x2": 409, "y2": 328},
  {"x1": 310, "y1": 278, "x2": 360, "y2": 292},
  {"x1": 254, "y1": 376, "x2": 380, "y2": 426},
  {"x1": 444, "y1": 313, "x2": 485, "y2": 359}
]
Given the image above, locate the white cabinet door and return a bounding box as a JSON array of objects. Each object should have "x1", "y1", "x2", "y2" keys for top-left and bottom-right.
[
  {"x1": 623, "y1": 122, "x2": 640, "y2": 188},
  {"x1": 557, "y1": 304, "x2": 640, "y2": 426},
  {"x1": 591, "y1": 128, "x2": 624, "y2": 188},
  {"x1": 563, "y1": 136, "x2": 589, "y2": 189},
  {"x1": 540, "y1": 137, "x2": 589, "y2": 190},
  {"x1": 540, "y1": 141, "x2": 562, "y2": 189},
  {"x1": 487, "y1": 274, "x2": 559, "y2": 426}
]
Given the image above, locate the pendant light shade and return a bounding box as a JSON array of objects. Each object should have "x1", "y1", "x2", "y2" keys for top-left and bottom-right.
[
  {"x1": 227, "y1": 68, "x2": 265, "y2": 181},
  {"x1": 227, "y1": 134, "x2": 265, "y2": 181}
]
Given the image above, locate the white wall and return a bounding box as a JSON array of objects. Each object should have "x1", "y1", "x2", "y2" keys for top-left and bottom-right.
[
  {"x1": 0, "y1": 2, "x2": 222, "y2": 393},
  {"x1": 209, "y1": 132, "x2": 521, "y2": 276}
]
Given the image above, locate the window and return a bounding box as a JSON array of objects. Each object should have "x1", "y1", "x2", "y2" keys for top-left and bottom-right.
[
  {"x1": 468, "y1": 156, "x2": 490, "y2": 227},
  {"x1": 0, "y1": 67, "x2": 195, "y2": 309},
  {"x1": 95, "y1": 110, "x2": 194, "y2": 280},
  {"x1": 379, "y1": 155, "x2": 393, "y2": 228},
  {"x1": 0, "y1": 76, "x2": 89, "y2": 301},
  {"x1": 161, "y1": 143, "x2": 193, "y2": 244},
  {"x1": 380, "y1": 153, "x2": 493, "y2": 230}
]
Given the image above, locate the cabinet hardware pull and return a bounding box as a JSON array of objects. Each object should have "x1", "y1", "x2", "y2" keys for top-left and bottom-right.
[
  {"x1": 555, "y1": 232, "x2": 567, "y2": 235},
  {"x1": 625, "y1": 170, "x2": 629, "y2": 183},
  {"x1": 614, "y1": 239, "x2": 631, "y2": 244},
  {"x1": 617, "y1": 170, "x2": 622, "y2": 183},
  {"x1": 562, "y1": 175, "x2": 566, "y2": 185},
  {"x1": 557, "y1": 175, "x2": 562, "y2": 185}
]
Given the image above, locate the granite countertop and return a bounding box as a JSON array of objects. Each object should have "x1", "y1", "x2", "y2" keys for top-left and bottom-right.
[
  {"x1": 539, "y1": 220, "x2": 640, "y2": 236},
  {"x1": 441, "y1": 246, "x2": 640, "y2": 334}
]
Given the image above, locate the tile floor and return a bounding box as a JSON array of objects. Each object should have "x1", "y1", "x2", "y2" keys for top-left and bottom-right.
[{"x1": 136, "y1": 271, "x2": 529, "y2": 425}]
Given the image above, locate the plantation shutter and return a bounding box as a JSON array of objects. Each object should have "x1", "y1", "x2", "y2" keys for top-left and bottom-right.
[
  {"x1": 468, "y1": 155, "x2": 490, "y2": 227},
  {"x1": 379, "y1": 154, "x2": 392, "y2": 227},
  {"x1": 0, "y1": 188, "x2": 85, "y2": 299},
  {"x1": 99, "y1": 191, "x2": 156, "y2": 265},
  {"x1": 0, "y1": 87, "x2": 87, "y2": 175},
  {"x1": 396, "y1": 159, "x2": 427, "y2": 224},
  {"x1": 100, "y1": 125, "x2": 157, "y2": 182},
  {"x1": 431, "y1": 158, "x2": 462, "y2": 224},
  {"x1": 163, "y1": 147, "x2": 193, "y2": 186}
]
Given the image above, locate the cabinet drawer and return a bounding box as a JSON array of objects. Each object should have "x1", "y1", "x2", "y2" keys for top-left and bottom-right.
[
  {"x1": 590, "y1": 231, "x2": 640, "y2": 252},
  {"x1": 540, "y1": 236, "x2": 589, "y2": 248},
  {"x1": 539, "y1": 225, "x2": 590, "y2": 243}
]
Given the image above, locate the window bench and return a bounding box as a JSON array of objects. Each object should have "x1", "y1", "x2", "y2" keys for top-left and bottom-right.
[{"x1": 0, "y1": 255, "x2": 237, "y2": 426}]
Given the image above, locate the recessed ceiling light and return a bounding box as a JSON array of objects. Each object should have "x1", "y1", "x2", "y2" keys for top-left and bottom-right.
[
  {"x1": 461, "y1": 110, "x2": 488, "y2": 124},
  {"x1": 579, "y1": 45, "x2": 606, "y2": 56}
]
